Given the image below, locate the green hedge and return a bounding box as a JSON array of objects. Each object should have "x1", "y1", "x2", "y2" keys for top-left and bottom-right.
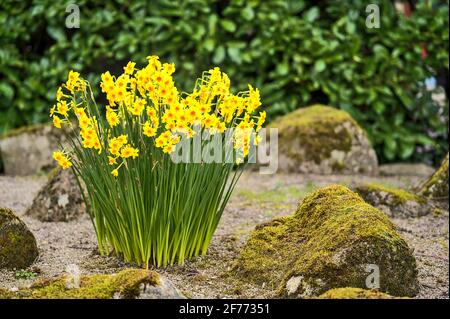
[{"x1": 0, "y1": 0, "x2": 448, "y2": 163}]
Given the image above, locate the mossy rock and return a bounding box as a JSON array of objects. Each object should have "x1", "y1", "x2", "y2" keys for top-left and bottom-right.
[
  {"x1": 26, "y1": 168, "x2": 85, "y2": 222},
  {"x1": 0, "y1": 124, "x2": 68, "y2": 176},
  {"x1": 0, "y1": 207, "x2": 39, "y2": 269},
  {"x1": 0, "y1": 269, "x2": 184, "y2": 299},
  {"x1": 317, "y1": 287, "x2": 400, "y2": 299},
  {"x1": 234, "y1": 185, "x2": 418, "y2": 298},
  {"x1": 267, "y1": 105, "x2": 378, "y2": 174},
  {"x1": 418, "y1": 153, "x2": 449, "y2": 204},
  {"x1": 355, "y1": 183, "x2": 430, "y2": 218}
]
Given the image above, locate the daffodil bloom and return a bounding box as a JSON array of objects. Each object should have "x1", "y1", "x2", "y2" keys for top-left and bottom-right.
[
  {"x1": 130, "y1": 98, "x2": 145, "y2": 116},
  {"x1": 109, "y1": 136, "x2": 126, "y2": 155},
  {"x1": 68, "y1": 70, "x2": 80, "y2": 83},
  {"x1": 106, "y1": 107, "x2": 120, "y2": 127},
  {"x1": 256, "y1": 111, "x2": 266, "y2": 131},
  {"x1": 50, "y1": 105, "x2": 55, "y2": 117},
  {"x1": 163, "y1": 143, "x2": 175, "y2": 154},
  {"x1": 111, "y1": 168, "x2": 119, "y2": 177},
  {"x1": 108, "y1": 156, "x2": 117, "y2": 165},
  {"x1": 75, "y1": 107, "x2": 86, "y2": 118},
  {"x1": 116, "y1": 135, "x2": 128, "y2": 145},
  {"x1": 162, "y1": 63, "x2": 175, "y2": 75},
  {"x1": 60, "y1": 160, "x2": 73, "y2": 169},
  {"x1": 56, "y1": 87, "x2": 64, "y2": 101},
  {"x1": 57, "y1": 101, "x2": 69, "y2": 117},
  {"x1": 143, "y1": 121, "x2": 157, "y2": 137},
  {"x1": 101, "y1": 71, "x2": 113, "y2": 84},
  {"x1": 120, "y1": 144, "x2": 139, "y2": 159},
  {"x1": 155, "y1": 135, "x2": 167, "y2": 148},
  {"x1": 53, "y1": 151, "x2": 64, "y2": 162},
  {"x1": 53, "y1": 115, "x2": 62, "y2": 128},
  {"x1": 78, "y1": 115, "x2": 92, "y2": 128},
  {"x1": 52, "y1": 151, "x2": 72, "y2": 169},
  {"x1": 124, "y1": 61, "x2": 136, "y2": 75}
]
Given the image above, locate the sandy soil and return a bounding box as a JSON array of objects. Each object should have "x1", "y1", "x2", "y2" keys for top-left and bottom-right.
[{"x1": 0, "y1": 172, "x2": 448, "y2": 299}]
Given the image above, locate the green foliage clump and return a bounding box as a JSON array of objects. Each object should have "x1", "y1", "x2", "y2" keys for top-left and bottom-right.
[
  {"x1": 15, "y1": 269, "x2": 38, "y2": 280},
  {"x1": 0, "y1": 0, "x2": 448, "y2": 163}
]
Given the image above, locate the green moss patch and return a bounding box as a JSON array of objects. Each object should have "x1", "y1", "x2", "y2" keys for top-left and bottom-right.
[
  {"x1": 357, "y1": 183, "x2": 425, "y2": 205},
  {"x1": 317, "y1": 287, "x2": 400, "y2": 299},
  {"x1": 355, "y1": 183, "x2": 430, "y2": 218},
  {"x1": 0, "y1": 269, "x2": 160, "y2": 299},
  {"x1": 234, "y1": 185, "x2": 418, "y2": 298}
]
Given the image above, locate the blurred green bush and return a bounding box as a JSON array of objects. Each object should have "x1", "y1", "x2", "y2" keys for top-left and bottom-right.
[{"x1": 0, "y1": 0, "x2": 448, "y2": 163}]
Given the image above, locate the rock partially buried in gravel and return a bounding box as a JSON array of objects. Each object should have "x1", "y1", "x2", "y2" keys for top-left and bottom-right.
[
  {"x1": 268, "y1": 105, "x2": 378, "y2": 175},
  {"x1": 418, "y1": 153, "x2": 449, "y2": 205},
  {"x1": 0, "y1": 124, "x2": 67, "y2": 176},
  {"x1": 355, "y1": 183, "x2": 431, "y2": 218},
  {"x1": 317, "y1": 287, "x2": 400, "y2": 299},
  {"x1": 0, "y1": 207, "x2": 39, "y2": 269},
  {"x1": 26, "y1": 168, "x2": 85, "y2": 222},
  {"x1": 234, "y1": 185, "x2": 418, "y2": 298},
  {"x1": 0, "y1": 269, "x2": 184, "y2": 299}
]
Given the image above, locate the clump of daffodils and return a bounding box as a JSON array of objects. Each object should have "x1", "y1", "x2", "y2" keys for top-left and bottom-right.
[
  {"x1": 52, "y1": 56, "x2": 264, "y2": 174},
  {"x1": 50, "y1": 56, "x2": 265, "y2": 267}
]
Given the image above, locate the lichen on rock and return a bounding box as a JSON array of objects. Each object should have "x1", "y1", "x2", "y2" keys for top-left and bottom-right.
[
  {"x1": 234, "y1": 185, "x2": 418, "y2": 298},
  {"x1": 418, "y1": 153, "x2": 449, "y2": 204},
  {"x1": 0, "y1": 269, "x2": 184, "y2": 299},
  {"x1": 317, "y1": 287, "x2": 400, "y2": 299},
  {"x1": 26, "y1": 168, "x2": 85, "y2": 222},
  {"x1": 355, "y1": 183, "x2": 430, "y2": 218},
  {"x1": 0, "y1": 207, "x2": 39, "y2": 269},
  {"x1": 267, "y1": 105, "x2": 378, "y2": 174}
]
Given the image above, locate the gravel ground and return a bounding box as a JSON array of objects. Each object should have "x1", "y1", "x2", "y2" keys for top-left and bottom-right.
[{"x1": 0, "y1": 172, "x2": 448, "y2": 298}]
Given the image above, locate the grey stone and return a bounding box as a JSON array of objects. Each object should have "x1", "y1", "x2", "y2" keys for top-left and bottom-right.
[
  {"x1": 26, "y1": 168, "x2": 85, "y2": 222},
  {"x1": 136, "y1": 276, "x2": 185, "y2": 299},
  {"x1": 0, "y1": 124, "x2": 67, "y2": 176}
]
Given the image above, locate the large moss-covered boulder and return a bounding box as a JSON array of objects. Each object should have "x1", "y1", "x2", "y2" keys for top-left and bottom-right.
[
  {"x1": 418, "y1": 153, "x2": 449, "y2": 203},
  {"x1": 234, "y1": 185, "x2": 418, "y2": 298},
  {"x1": 26, "y1": 168, "x2": 85, "y2": 222},
  {"x1": 268, "y1": 105, "x2": 378, "y2": 174},
  {"x1": 355, "y1": 183, "x2": 430, "y2": 218},
  {"x1": 0, "y1": 207, "x2": 39, "y2": 269},
  {"x1": 0, "y1": 269, "x2": 184, "y2": 299},
  {"x1": 317, "y1": 287, "x2": 399, "y2": 299},
  {"x1": 0, "y1": 124, "x2": 67, "y2": 176}
]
